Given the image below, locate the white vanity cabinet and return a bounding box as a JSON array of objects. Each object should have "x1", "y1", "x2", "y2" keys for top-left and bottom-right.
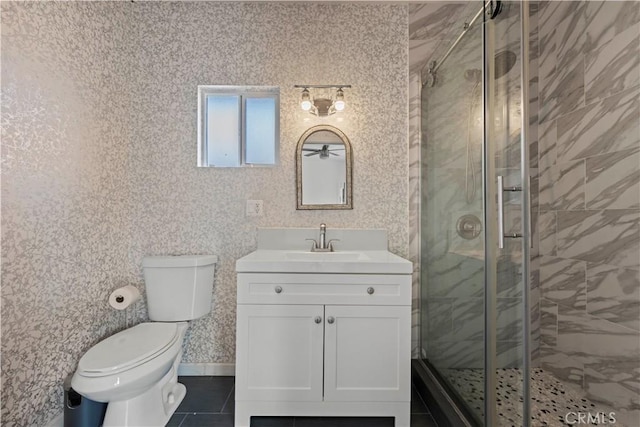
[{"x1": 235, "y1": 272, "x2": 412, "y2": 427}]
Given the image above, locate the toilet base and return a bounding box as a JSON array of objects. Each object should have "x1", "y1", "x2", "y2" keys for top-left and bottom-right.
[{"x1": 102, "y1": 359, "x2": 185, "y2": 427}]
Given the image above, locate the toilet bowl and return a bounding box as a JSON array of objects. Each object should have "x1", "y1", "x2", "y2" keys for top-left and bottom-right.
[
  {"x1": 71, "y1": 255, "x2": 217, "y2": 427},
  {"x1": 72, "y1": 322, "x2": 188, "y2": 426}
]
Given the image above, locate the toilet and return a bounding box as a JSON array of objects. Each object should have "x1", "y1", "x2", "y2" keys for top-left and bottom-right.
[{"x1": 71, "y1": 255, "x2": 217, "y2": 427}]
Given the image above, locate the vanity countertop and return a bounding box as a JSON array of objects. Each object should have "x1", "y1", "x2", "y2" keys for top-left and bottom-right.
[{"x1": 236, "y1": 249, "x2": 412, "y2": 275}]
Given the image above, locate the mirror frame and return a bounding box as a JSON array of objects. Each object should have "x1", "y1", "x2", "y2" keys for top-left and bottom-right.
[{"x1": 295, "y1": 125, "x2": 353, "y2": 210}]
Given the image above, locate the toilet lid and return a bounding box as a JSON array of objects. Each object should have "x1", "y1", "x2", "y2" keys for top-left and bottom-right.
[{"x1": 78, "y1": 323, "x2": 179, "y2": 376}]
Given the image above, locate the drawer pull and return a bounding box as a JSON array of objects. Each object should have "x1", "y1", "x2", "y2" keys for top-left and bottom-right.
[
  {"x1": 314, "y1": 316, "x2": 322, "y2": 324},
  {"x1": 327, "y1": 316, "x2": 335, "y2": 324},
  {"x1": 275, "y1": 286, "x2": 283, "y2": 294},
  {"x1": 367, "y1": 287, "x2": 375, "y2": 295}
]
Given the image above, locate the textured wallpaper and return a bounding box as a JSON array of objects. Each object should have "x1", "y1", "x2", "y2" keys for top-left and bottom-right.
[
  {"x1": 1, "y1": 2, "x2": 134, "y2": 426},
  {"x1": 1, "y1": 2, "x2": 409, "y2": 425},
  {"x1": 125, "y1": 1, "x2": 409, "y2": 364}
]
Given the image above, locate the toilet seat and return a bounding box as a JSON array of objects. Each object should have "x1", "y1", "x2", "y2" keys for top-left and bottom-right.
[{"x1": 78, "y1": 323, "x2": 179, "y2": 377}]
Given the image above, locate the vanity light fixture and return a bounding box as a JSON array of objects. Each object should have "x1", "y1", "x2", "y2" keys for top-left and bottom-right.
[{"x1": 295, "y1": 85, "x2": 351, "y2": 117}]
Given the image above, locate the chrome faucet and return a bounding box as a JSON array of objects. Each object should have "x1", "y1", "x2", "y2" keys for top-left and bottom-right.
[
  {"x1": 319, "y1": 223, "x2": 327, "y2": 249},
  {"x1": 306, "y1": 223, "x2": 339, "y2": 252}
]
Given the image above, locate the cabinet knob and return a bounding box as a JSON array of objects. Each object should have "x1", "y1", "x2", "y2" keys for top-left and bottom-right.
[
  {"x1": 327, "y1": 316, "x2": 335, "y2": 324},
  {"x1": 275, "y1": 286, "x2": 283, "y2": 294},
  {"x1": 314, "y1": 316, "x2": 322, "y2": 324},
  {"x1": 367, "y1": 287, "x2": 375, "y2": 295}
]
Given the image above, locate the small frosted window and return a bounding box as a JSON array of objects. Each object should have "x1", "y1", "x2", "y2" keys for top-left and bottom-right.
[
  {"x1": 245, "y1": 97, "x2": 276, "y2": 165},
  {"x1": 207, "y1": 96, "x2": 240, "y2": 167},
  {"x1": 198, "y1": 86, "x2": 279, "y2": 168}
]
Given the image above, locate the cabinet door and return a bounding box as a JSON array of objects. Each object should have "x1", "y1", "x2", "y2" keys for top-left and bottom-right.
[
  {"x1": 236, "y1": 304, "x2": 324, "y2": 401},
  {"x1": 323, "y1": 305, "x2": 411, "y2": 402}
]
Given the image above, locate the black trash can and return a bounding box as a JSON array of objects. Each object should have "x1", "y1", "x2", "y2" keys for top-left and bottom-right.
[{"x1": 63, "y1": 376, "x2": 107, "y2": 427}]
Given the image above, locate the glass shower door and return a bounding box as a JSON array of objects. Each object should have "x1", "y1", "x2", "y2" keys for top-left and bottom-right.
[
  {"x1": 485, "y1": 2, "x2": 531, "y2": 425},
  {"x1": 420, "y1": 1, "x2": 531, "y2": 425},
  {"x1": 420, "y1": 2, "x2": 487, "y2": 423}
]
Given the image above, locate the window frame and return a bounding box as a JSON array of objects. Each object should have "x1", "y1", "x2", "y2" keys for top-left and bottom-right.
[{"x1": 197, "y1": 85, "x2": 280, "y2": 168}]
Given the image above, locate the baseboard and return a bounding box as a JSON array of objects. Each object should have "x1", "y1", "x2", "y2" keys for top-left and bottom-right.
[
  {"x1": 44, "y1": 412, "x2": 63, "y2": 427},
  {"x1": 178, "y1": 363, "x2": 235, "y2": 376}
]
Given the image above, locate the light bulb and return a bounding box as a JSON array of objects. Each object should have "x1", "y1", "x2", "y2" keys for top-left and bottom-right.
[
  {"x1": 300, "y1": 89, "x2": 312, "y2": 111},
  {"x1": 334, "y1": 88, "x2": 345, "y2": 111}
]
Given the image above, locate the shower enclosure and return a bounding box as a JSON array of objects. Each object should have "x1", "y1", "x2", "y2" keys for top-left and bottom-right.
[
  {"x1": 416, "y1": 1, "x2": 640, "y2": 425},
  {"x1": 419, "y1": 1, "x2": 532, "y2": 425}
]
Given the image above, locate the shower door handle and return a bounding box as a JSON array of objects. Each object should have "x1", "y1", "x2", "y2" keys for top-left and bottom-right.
[
  {"x1": 498, "y1": 175, "x2": 505, "y2": 249},
  {"x1": 498, "y1": 175, "x2": 531, "y2": 249}
]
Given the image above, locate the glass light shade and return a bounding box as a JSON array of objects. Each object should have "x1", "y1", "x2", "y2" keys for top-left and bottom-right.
[
  {"x1": 300, "y1": 89, "x2": 312, "y2": 111},
  {"x1": 334, "y1": 89, "x2": 345, "y2": 111}
]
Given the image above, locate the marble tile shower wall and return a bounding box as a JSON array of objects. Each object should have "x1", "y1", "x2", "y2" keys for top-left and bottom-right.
[
  {"x1": 536, "y1": 1, "x2": 640, "y2": 423},
  {"x1": 1, "y1": 2, "x2": 133, "y2": 426}
]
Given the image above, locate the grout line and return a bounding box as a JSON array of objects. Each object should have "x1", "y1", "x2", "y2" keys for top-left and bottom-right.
[
  {"x1": 186, "y1": 377, "x2": 441, "y2": 425},
  {"x1": 220, "y1": 384, "x2": 235, "y2": 414},
  {"x1": 176, "y1": 413, "x2": 187, "y2": 427}
]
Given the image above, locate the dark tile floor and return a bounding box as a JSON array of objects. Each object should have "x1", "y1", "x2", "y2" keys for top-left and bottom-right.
[{"x1": 169, "y1": 377, "x2": 439, "y2": 427}]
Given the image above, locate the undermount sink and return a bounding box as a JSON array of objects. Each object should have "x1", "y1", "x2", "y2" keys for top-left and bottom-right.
[{"x1": 285, "y1": 251, "x2": 367, "y2": 261}]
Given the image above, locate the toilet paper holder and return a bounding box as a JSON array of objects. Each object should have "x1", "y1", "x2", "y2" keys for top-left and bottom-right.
[{"x1": 109, "y1": 285, "x2": 141, "y2": 310}]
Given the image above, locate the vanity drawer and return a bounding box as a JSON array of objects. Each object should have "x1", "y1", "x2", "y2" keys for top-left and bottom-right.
[{"x1": 237, "y1": 273, "x2": 411, "y2": 306}]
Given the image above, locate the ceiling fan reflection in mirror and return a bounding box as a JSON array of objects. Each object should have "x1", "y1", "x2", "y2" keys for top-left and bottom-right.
[{"x1": 303, "y1": 144, "x2": 345, "y2": 159}]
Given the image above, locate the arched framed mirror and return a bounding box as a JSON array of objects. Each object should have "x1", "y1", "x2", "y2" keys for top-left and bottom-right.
[{"x1": 295, "y1": 125, "x2": 353, "y2": 210}]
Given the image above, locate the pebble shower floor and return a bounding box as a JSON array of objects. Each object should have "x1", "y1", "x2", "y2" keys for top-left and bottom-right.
[{"x1": 444, "y1": 368, "x2": 620, "y2": 426}]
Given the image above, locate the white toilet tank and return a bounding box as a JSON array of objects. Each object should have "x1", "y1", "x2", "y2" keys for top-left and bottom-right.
[{"x1": 142, "y1": 255, "x2": 217, "y2": 321}]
